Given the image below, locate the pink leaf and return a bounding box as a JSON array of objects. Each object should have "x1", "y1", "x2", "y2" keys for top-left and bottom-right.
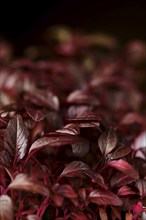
[
  {"x1": 4, "y1": 114, "x2": 29, "y2": 163},
  {"x1": 117, "y1": 185, "x2": 136, "y2": 196},
  {"x1": 8, "y1": 173, "x2": 50, "y2": 196},
  {"x1": 0, "y1": 195, "x2": 13, "y2": 220},
  {"x1": 88, "y1": 189, "x2": 122, "y2": 206},
  {"x1": 107, "y1": 159, "x2": 139, "y2": 179},
  {"x1": 132, "y1": 201, "x2": 143, "y2": 216},
  {"x1": 98, "y1": 129, "x2": 118, "y2": 156}
]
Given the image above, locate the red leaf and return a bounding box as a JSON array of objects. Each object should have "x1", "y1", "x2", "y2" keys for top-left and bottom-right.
[
  {"x1": 71, "y1": 139, "x2": 89, "y2": 157},
  {"x1": 56, "y1": 123, "x2": 80, "y2": 135},
  {"x1": 25, "y1": 103, "x2": 48, "y2": 121},
  {"x1": 117, "y1": 185, "x2": 136, "y2": 196},
  {"x1": 59, "y1": 161, "x2": 90, "y2": 178},
  {"x1": 88, "y1": 189, "x2": 122, "y2": 206},
  {"x1": 83, "y1": 170, "x2": 105, "y2": 188},
  {"x1": 67, "y1": 105, "x2": 94, "y2": 119},
  {"x1": 108, "y1": 145, "x2": 131, "y2": 160},
  {"x1": 67, "y1": 112, "x2": 101, "y2": 120},
  {"x1": 4, "y1": 114, "x2": 29, "y2": 164},
  {"x1": 8, "y1": 173, "x2": 50, "y2": 196},
  {"x1": 67, "y1": 89, "x2": 99, "y2": 106},
  {"x1": 25, "y1": 89, "x2": 59, "y2": 111},
  {"x1": 77, "y1": 121, "x2": 100, "y2": 128},
  {"x1": 59, "y1": 161, "x2": 105, "y2": 187},
  {"x1": 98, "y1": 129, "x2": 118, "y2": 156},
  {"x1": 110, "y1": 173, "x2": 134, "y2": 188},
  {"x1": 28, "y1": 134, "x2": 81, "y2": 156},
  {"x1": 0, "y1": 195, "x2": 13, "y2": 220},
  {"x1": 53, "y1": 183, "x2": 78, "y2": 198},
  {"x1": 67, "y1": 112, "x2": 101, "y2": 128},
  {"x1": 107, "y1": 159, "x2": 139, "y2": 179}
]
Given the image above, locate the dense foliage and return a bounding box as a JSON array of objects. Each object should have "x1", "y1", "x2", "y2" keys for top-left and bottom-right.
[{"x1": 0, "y1": 28, "x2": 146, "y2": 220}]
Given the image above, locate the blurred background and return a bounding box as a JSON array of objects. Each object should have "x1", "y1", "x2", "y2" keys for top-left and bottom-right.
[{"x1": 1, "y1": 0, "x2": 146, "y2": 55}]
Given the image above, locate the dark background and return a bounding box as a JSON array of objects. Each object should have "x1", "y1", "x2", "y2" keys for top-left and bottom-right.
[{"x1": 1, "y1": 0, "x2": 146, "y2": 53}]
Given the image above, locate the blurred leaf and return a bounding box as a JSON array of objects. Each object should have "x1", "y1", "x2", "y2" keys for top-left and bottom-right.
[
  {"x1": 25, "y1": 103, "x2": 48, "y2": 121},
  {"x1": 111, "y1": 206, "x2": 121, "y2": 220},
  {"x1": 70, "y1": 212, "x2": 90, "y2": 220},
  {"x1": 67, "y1": 90, "x2": 99, "y2": 106},
  {"x1": 25, "y1": 89, "x2": 59, "y2": 111},
  {"x1": 79, "y1": 188, "x2": 86, "y2": 201},
  {"x1": 0, "y1": 195, "x2": 13, "y2": 220},
  {"x1": 53, "y1": 194, "x2": 64, "y2": 207},
  {"x1": 99, "y1": 207, "x2": 108, "y2": 220},
  {"x1": 8, "y1": 173, "x2": 50, "y2": 196},
  {"x1": 132, "y1": 201, "x2": 143, "y2": 216},
  {"x1": 121, "y1": 196, "x2": 140, "y2": 211},
  {"x1": 136, "y1": 179, "x2": 146, "y2": 197},
  {"x1": 72, "y1": 139, "x2": 89, "y2": 157},
  {"x1": 125, "y1": 212, "x2": 132, "y2": 220},
  {"x1": 27, "y1": 215, "x2": 41, "y2": 220},
  {"x1": 53, "y1": 183, "x2": 77, "y2": 198}
]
